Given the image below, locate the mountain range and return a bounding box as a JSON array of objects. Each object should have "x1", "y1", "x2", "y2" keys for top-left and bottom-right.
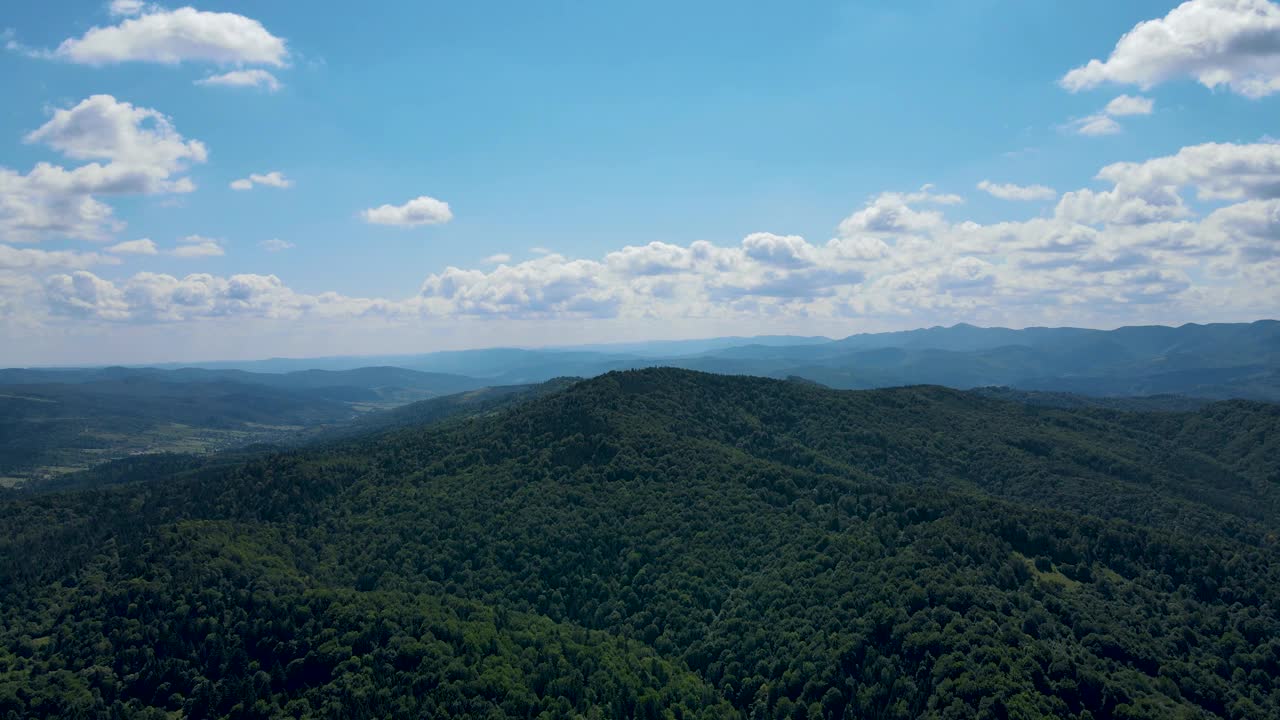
[
  {"x1": 100, "y1": 319, "x2": 1280, "y2": 400},
  {"x1": 3, "y1": 320, "x2": 1276, "y2": 486},
  {"x1": 2, "y1": 368, "x2": 1277, "y2": 718}
]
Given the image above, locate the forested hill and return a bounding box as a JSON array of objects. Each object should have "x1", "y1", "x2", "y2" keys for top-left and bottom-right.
[{"x1": 2, "y1": 369, "x2": 1280, "y2": 718}]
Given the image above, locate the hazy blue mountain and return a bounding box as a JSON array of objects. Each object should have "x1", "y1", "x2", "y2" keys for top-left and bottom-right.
[
  {"x1": 0, "y1": 365, "x2": 484, "y2": 401},
  {"x1": 8, "y1": 320, "x2": 1278, "y2": 402},
  {"x1": 549, "y1": 334, "x2": 832, "y2": 357},
  {"x1": 697, "y1": 320, "x2": 1280, "y2": 401}
]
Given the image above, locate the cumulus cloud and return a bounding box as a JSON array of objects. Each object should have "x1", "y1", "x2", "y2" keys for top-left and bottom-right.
[
  {"x1": 24, "y1": 94, "x2": 207, "y2": 192},
  {"x1": 1105, "y1": 94, "x2": 1155, "y2": 116},
  {"x1": 45, "y1": 271, "x2": 130, "y2": 320},
  {"x1": 0, "y1": 244, "x2": 118, "y2": 271},
  {"x1": 40, "y1": 269, "x2": 387, "y2": 323},
  {"x1": 742, "y1": 232, "x2": 818, "y2": 268},
  {"x1": 482, "y1": 253, "x2": 512, "y2": 264},
  {"x1": 400, "y1": 142, "x2": 1280, "y2": 324},
  {"x1": 421, "y1": 231, "x2": 868, "y2": 320},
  {"x1": 109, "y1": 1, "x2": 147, "y2": 16},
  {"x1": 421, "y1": 254, "x2": 618, "y2": 317},
  {"x1": 196, "y1": 69, "x2": 281, "y2": 92},
  {"x1": 0, "y1": 167, "x2": 121, "y2": 242},
  {"x1": 1054, "y1": 187, "x2": 1190, "y2": 226},
  {"x1": 837, "y1": 187, "x2": 959, "y2": 236},
  {"x1": 1096, "y1": 141, "x2": 1280, "y2": 201},
  {"x1": 259, "y1": 238, "x2": 295, "y2": 252},
  {"x1": 170, "y1": 235, "x2": 224, "y2": 258},
  {"x1": 1071, "y1": 114, "x2": 1123, "y2": 137},
  {"x1": 1067, "y1": 94, "x2": 1155, "y2": 137},
  {"x1": 19, "y1": 140, "x2": 1280, "y2": 340},
  {"x1": 1199, "y1": 198, "x2": 1280, "y2": 263},
  {"x1": 362, "y1": 195, "x2": 453, "y2": 227},
  {"x1": 977, "y1": 181, "x2": 1057, "y2": 201},
  {"x1": 54, "y1": 6, "x2": 288, "y2": 67},
  {"x1": 1, "y1": 95, "x2": 205, "y2": 243},
  {"x1": 229, "y1": 171, "x2": 292, "y2": 191},
  {"x1": 107, "y1": 238, "x2": 157, "y2": 255},
  {"x1": 1062, "y1": 0, "x2": 1280, "y2": 98}
]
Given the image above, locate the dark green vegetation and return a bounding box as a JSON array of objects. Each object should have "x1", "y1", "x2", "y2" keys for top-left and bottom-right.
[
  {"x1": 327, "y1": 377, "x2": 580, "y2": 439},
  {"x1": 0, "y1": 379, "x2": 344, "y2": 483},
  {"x1": 968, "y1": 387, "x2": 1211, "y2": 413},
  {"x1": 2, "y1": 369, "x2": 1279, "y2": 719},
  {"x1": 0, "y1": 367, "x2": 486, "y2": 484}
]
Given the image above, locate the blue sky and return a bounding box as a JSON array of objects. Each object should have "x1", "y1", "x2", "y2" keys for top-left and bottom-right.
[{"x1": 2, "y1": 0, "x2": 1279, "y2": 364}]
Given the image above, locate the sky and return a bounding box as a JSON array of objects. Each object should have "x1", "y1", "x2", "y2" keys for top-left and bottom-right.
[{"x1": 1, "y1": 0, "x2": 1279, "y2": 365}]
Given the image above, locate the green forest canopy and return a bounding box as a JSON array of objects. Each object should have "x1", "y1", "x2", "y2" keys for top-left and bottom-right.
[{"x1": 2, "y1": 368, "x2": 1278, "y2": 719}]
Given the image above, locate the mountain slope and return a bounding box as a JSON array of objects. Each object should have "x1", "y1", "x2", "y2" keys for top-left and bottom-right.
[
  {"x1": 0, "y1": 366, "x2": 493, "y2": 485},
  {"x1": 1, "y1": 369, "x2": 1278, "y2": 718},
  {"x1": 0, "y1": 379, "x2": 360, "y2": 482}
]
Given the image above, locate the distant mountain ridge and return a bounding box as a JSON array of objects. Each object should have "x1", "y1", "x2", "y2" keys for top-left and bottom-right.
[
  {"x1": 0, "y1": 365, "x2": 484, "y2": 400},
  {"x1": 0, "y1": 366, "x2": 490, "y2": 484},
  {"x1": 6, "y1": 320, "x2": 1279, "y2": 402}
]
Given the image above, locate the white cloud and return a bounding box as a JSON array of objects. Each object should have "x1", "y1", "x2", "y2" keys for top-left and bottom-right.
[
  {"x1": 259, "y1": 238, "x2": 294, "y2": 252},
  {"x1": 196, "y1": 69, "x2": 282, "y2": 92},
  {"x1": 0, "y1": 244, "x2": 118, "y2": 270},
  {"x1": 482, "y1": 253, "x2": 512, "y2": 264},
  {"x1": 0, "y1": 167, "x2": 121, "y2": 242},
  {"x1": 109, "y1": 1, "x2": 146, "y2": 16},
  {"x1": 17, "y1": 140, "x2": 1280, "y2": 350},
  {"x1": 55, "y1": 7, "x2": 288, "y2": 67},
  {"x1": 1105, "y1": 94, "x2": 1155, "y2": 116},
  {"x1": 1054, "y1": 187, "x2": 1189, "y2": 226},
  {"x1": 837, "y1": 187, "x2": 959, "y2": 236},
  {"x1": 41, "y1": 270, "x2": 385, "y2": 323},
  {"x1": 45, "y1": 271, "x2": 130, "y2": 320},
  {"x1": 107, "y1": 238, "x2": 157, "y2": 255},
  {"x1": 421, "y1": 255, "x2": 619, "y2": 317},
  {"x1": 909, "y1": 185, "x2": 964, "y2": 205},
  {"x1": 24, "y1": 94, "x2": 207, "y2": 193},
  {"x1": 229, "y1": 171, "x2": 292, "y2": 191},
  {"x1": 170, "y1": 235, "x2": 224, "y2": 258},
  {"x1": 1062, "y1": 0, "x2": 1280, "y2": 98},
  {"x1": 977, "y1": 181, "x2": 1057, "y2": 201},
  {"x1": 362, "y1": 195, "x2": 453, "y2": 227},
  {"x1": 742, "y1": 232, "x2": 818, "y2": 268},
  {"x1": 1071, "y1": 114, "x2": 1123, "y2": 136},
  {"x1": 1, "y1": 95, "x2": 205, "y2": 243},
  {"x1": 1199, "y1": 198, "x2": 1280, "y2": 263},
  {"x1": 420, "y1": 231, "x2": 870, "y2": 320},
  {"x1": 1096, "y1": 141, "x2": 1280, "y2": 201},
  {"x1": 1066, "y1": 95, "x2": 1155, "y2": 138}
]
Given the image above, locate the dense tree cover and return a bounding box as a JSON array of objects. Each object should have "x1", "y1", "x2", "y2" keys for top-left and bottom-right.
[
  {"x1": 2, "y1": 368, "x2": 1279, "y2": 718},
  {"x1": 0, "y1": 366, "x2": 492, "y2": 481},
  {"x1": 968, "y1": 387, "x2": 1210, "y2": 413},
  {"x1": 0, "y1": 379, "x2": 355, "y2": 479},
  {"x1": 326, "y1": 378, "x2": 581, "y2": 439}
]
